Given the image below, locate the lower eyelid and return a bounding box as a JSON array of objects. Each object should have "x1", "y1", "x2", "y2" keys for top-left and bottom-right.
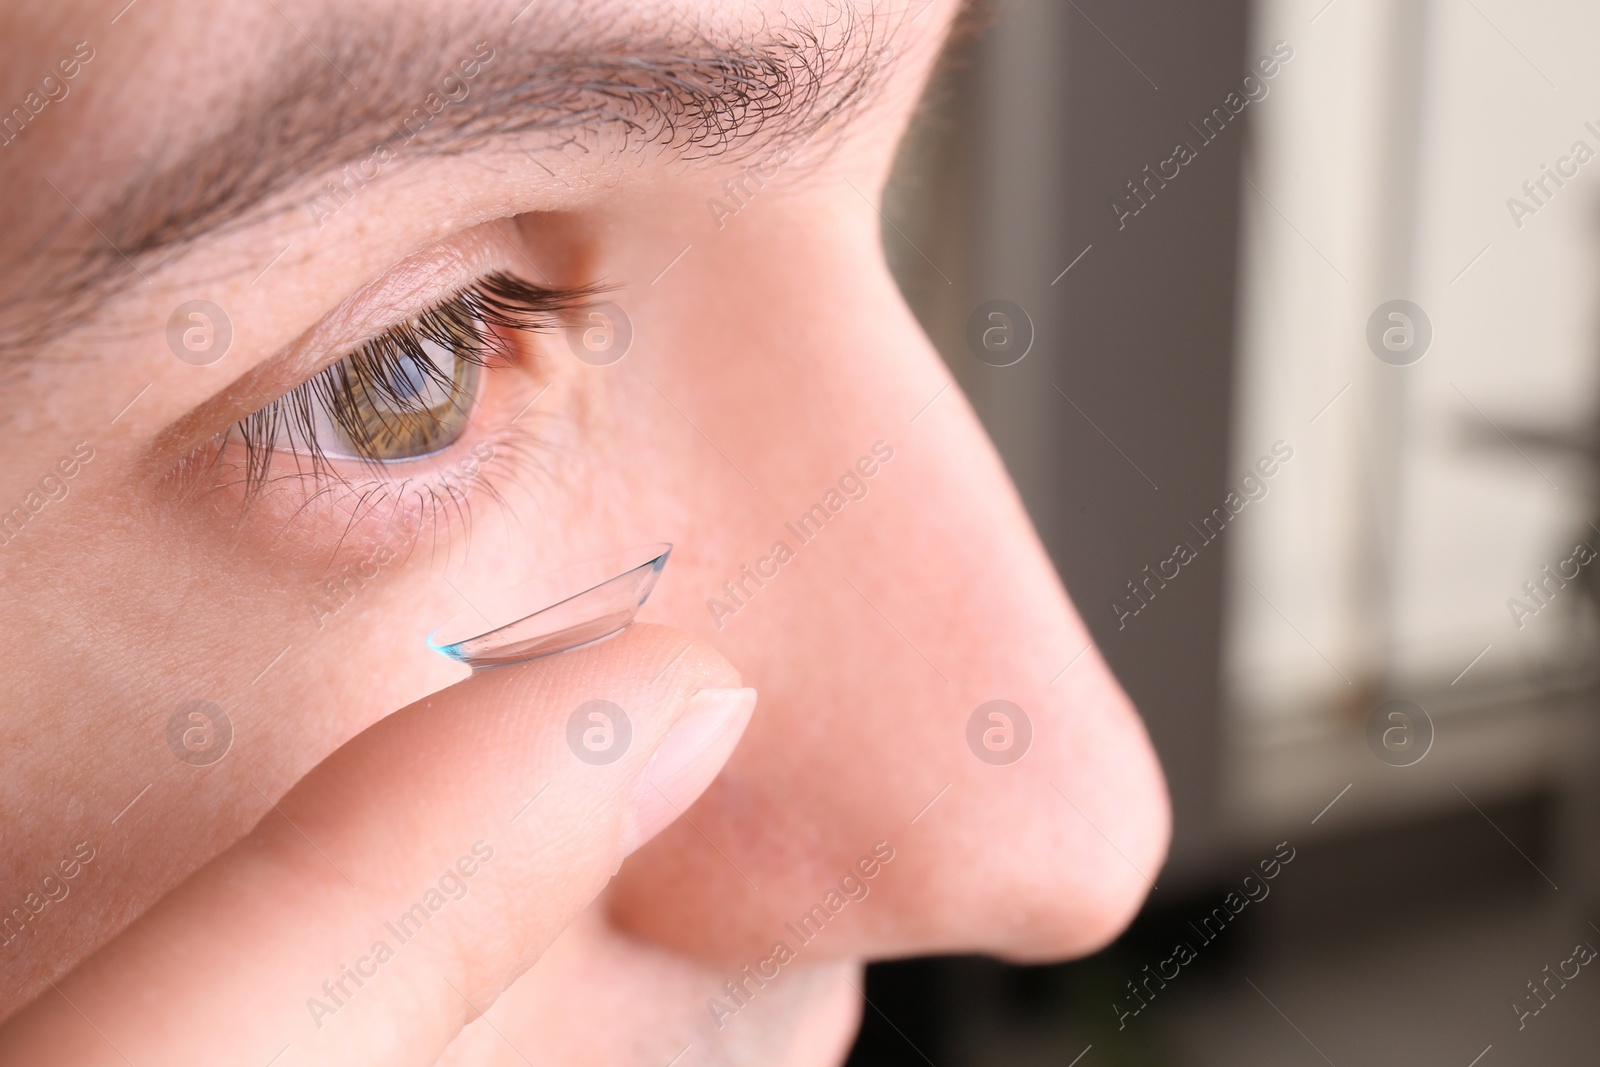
[{"x1": 188, "y1": 416, "x2": 544, "y2": 570}]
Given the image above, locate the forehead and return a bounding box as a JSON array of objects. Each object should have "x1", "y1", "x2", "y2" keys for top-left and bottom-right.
[
  {"x1": 0, "y1": 0, "x2": 900, "y2": 356},
  {"x1": 4, "y1": 0, "x2": 894, "y2": 212}
]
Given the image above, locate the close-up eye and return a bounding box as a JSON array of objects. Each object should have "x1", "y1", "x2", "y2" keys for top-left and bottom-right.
[{"x1": 231, "y1": 270, "x2": 597, "y2": 488}]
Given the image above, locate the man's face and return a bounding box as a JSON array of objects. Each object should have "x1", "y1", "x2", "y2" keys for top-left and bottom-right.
[{"x1": 0, "y1": 0, "x2": 1168, "y2": 1060}]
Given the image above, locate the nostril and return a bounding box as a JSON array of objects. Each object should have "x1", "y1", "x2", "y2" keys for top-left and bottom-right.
[{"x1": 988, "y1": 686, "x2": 1172, "y2": 962}]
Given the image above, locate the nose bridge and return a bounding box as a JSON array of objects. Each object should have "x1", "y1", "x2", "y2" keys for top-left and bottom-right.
[
  {"x1": 804, "y1": 244, "x2": 1087, "y2": 691},
  {"x1": 619, "y1": 214, "x2": 1167, "y2": 963},
  {"x1": 691, "y1": 214, "x2": 1110, "y2": 710},
  {"x1": 781, "y1": 239, "x2": 1170, "y2": 953},
  {"x1": 809, "y1": 397, "x2": 1169, "y2": 958},
  {"x1": 849, "y1": 370, "x2": 1090, "y2": 706}
]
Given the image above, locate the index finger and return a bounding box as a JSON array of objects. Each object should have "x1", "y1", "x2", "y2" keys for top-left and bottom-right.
[{"x1": 0, "y1": 625, "x2": 754, "y2": 1066}]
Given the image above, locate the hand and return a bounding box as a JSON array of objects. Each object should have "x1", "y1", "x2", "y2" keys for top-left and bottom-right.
[{"x1": 0, "y1": 625, "x2": 755, "y2": 1066}]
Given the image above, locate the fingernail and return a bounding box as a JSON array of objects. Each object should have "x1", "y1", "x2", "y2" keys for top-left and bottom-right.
[{"x1": 620, "y1": 687, "x2": 757, "y2": 855}]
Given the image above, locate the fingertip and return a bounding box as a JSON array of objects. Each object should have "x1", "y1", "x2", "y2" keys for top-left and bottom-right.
[{"x1": 620, "y1": 686, "x2": 757, "y2": 854}]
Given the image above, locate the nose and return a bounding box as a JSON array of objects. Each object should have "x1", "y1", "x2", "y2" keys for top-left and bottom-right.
[{"x1": 608, "y1": 194, "x2": 1170, "y2": 966}]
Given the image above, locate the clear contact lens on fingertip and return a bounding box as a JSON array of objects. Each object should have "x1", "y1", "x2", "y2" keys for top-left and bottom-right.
[{"x1": 427, "y1": 543, "x2": 671, "y2": 668}]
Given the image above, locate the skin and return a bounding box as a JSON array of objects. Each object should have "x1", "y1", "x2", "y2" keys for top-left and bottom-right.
[{"x1": 0, "y1": 1, "x2": 1170, "y2": 1063}]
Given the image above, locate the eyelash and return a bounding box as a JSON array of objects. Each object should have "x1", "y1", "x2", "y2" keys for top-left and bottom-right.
[{"x1": 231, "y1": 271, "x2": 597, "y2": 497}]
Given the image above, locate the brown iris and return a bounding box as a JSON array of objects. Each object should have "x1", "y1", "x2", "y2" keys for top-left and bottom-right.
[{"x1": 327, "y1": 338, "x2": 481, "y2": 460}]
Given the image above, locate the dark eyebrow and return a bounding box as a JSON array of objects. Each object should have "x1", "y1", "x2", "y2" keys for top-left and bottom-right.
[{"x1": 5, "y1": 2, "x2": 893, "y2": 359}]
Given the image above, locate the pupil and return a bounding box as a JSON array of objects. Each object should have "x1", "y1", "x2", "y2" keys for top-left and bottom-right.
[{"x1": 390, "y1": 354, "x2": 431, "y2": 400}]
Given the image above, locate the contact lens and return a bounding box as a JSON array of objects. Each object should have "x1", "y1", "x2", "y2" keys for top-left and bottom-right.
[{"x1": 428, "y1": 544, "x2": 671, "y2": 667}]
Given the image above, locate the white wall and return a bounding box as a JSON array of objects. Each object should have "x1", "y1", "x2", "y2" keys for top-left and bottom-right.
[{"x1": 1227, "y1": 0, "x2": 1600, "y2": 753}]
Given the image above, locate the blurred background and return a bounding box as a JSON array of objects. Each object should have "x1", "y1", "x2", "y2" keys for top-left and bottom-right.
[{"x1": 849, "y1": 0, "x2": 1600, "y2": 1062}]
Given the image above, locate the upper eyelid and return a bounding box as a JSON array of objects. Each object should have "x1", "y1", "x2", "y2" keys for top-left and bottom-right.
[
  {"x1": 232, "y1": 223, "x2": 554, "y2": 398},
  {"x1": 242, "y1": 270, "x2": 600, "y2": 412},
  {"x1": 276, "y1": 267, "x2": 521, "y2": 383},
  {"x1": 325, "y1": 270, "x2": 605, "y2": 373}
]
